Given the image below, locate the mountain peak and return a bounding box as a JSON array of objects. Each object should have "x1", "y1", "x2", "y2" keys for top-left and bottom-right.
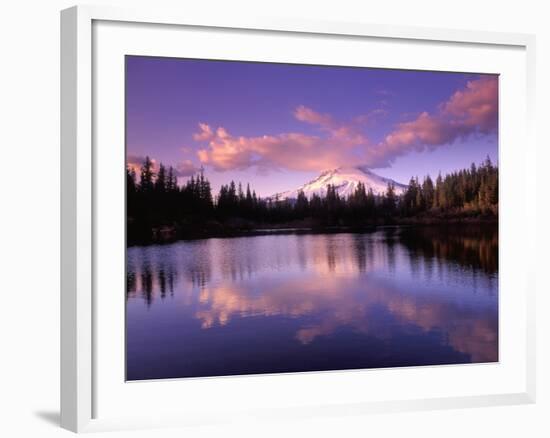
[{"x1": 269, "y1": 166, "x2": 406, "y2": 201}]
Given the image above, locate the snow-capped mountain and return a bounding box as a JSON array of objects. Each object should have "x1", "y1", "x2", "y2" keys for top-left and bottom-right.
[{"x1": 269, "y1": 166, "x2": 407, "y2": 201}]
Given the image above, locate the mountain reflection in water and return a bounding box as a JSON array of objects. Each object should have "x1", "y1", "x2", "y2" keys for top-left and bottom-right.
[{"x1": 126, "y1": 225, "x2": 498, "y2": 380}]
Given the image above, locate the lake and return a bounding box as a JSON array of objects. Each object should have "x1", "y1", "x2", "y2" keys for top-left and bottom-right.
[{"x1": 126, "y1": 225, "x2": 498, "y2": 380}]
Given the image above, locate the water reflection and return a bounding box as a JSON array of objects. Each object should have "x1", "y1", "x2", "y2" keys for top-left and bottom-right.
[
  {"x1": 126, "y1": 226, "x2": 498, "y2": 380},
  {"x1": 399, "y1": 225, "x2": 498, "y2": 275}
]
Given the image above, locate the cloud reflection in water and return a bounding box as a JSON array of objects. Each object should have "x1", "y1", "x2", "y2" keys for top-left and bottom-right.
[{"x1": 126, "y1": 226, "x2": 498, "y2": 379}]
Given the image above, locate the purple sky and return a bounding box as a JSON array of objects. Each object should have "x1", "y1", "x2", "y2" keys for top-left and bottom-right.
[{"x1": 126, "y1": 56, "x2": 498, "y2": 196}]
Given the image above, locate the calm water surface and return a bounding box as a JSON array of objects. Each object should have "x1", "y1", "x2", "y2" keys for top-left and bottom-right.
[{"x1": 126, "y1": 226, "x2": 498, "y2": 380}]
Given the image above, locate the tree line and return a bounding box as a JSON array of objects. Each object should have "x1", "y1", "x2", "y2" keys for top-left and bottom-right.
[{"x1": 127, "y1": 156, "x2": 497, "y2": 243}]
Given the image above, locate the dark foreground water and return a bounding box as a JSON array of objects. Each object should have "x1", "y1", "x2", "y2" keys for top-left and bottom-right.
[{"x1": 126, "y1": 225, "x2": 498, "y2": 380}]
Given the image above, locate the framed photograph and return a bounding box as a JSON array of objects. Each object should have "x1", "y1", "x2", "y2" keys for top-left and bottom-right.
[{"x1": 61, "y1": 5, "x2": 536, "y2": 433}]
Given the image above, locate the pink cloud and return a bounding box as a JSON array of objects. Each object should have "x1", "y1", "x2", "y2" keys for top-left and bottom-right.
[
  {"x1": 353, "y1": 108, "x2": 389, "y2": 126},
  {"x1": 294, "y1": 105, "x2": 334, "y2": 128},
  {"x1": 196, "y1": 129, "x2": 363, "y2": 172},
  {"x1": 294, "y1": 105, "x2": 376, "y2": 142},
  {"x1": 369, "y1": 76, "x2": 498, "y2": 167},
  {"x1": 193, "y1": 76, "x2": 498, "y2": 172},
  {"x1": 126, "y1": 154, "x2": 157, "y2": 174},
  {"x1": 442, "y1": 76, "x2": 498, "y2": 132},
  {"x1": 195, "y1": 107, "x2": 370, "y2": 172},
  {"x1": 193, "y1": 123, "x2": 215, "y2": 141},
  {"x1": 127, "y1": 154, "x2": 198, "y2": 180}
]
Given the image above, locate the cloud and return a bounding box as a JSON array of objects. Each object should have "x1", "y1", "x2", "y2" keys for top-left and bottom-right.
[
  {"x1": 174, "y1": 159, "x2": 199, "y2": 177},
  {"x1": 190, "y1": 274, "x2": 496, "y2": 361},
  {"x1": 195, "y1": 106, "x2": 370, "y2": 172},
  {"x1": 442, "y1": 76, "x2": 498, "y2": 132},
  {"x1": 197, "y1": 130, "x2": 349, "y2": 172},
  {"x1": 294, "y1": 105, "x2": 334, "y2": 128},
  {"x1": 294, "y1": 105, "x2": 372, "y2": 143},
  {"x1": 127, "y1": 154, "x2": 198, "y2": 179},
  {"x1": 193, "y1": 123, "x2": 215, "y2": 141},
  {"x1": 353, "y1": 108, "x2": 388, "y2": 125},
  {"x1": 193, "y1": 76, "x2": 498, "y2": 171},
  {"x1": 370, "y1": 76, "x2": 498, "y2": 167},
  {"x1": 126, "y1": 154, "x2": 157, "y2": 174}
]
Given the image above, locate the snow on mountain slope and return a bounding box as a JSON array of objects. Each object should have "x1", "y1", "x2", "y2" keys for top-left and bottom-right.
[{"x1": 269, "y1": 166, "x2": 407, "y2": 201}]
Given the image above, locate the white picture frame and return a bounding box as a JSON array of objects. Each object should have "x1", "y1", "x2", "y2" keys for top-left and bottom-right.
[{"x1": 60, "y1": 4, "x2": 537, "y2": 433}]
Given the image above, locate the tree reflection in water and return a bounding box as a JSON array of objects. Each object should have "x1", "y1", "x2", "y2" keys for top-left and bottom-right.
[{"x1": 126, "y1": 225, "x2": 498, "y2": 380}]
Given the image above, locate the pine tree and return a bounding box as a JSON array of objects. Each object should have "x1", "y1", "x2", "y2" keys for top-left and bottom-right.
[
  {"x1": 366, "y1": 188, "x2": 376, "y2": 217},
  {"x1": 127, "y1": 155, "x2": 498, "y2": 244},
  {"x1": 295, "y1": 190, "x2": 309, "y2": 218},
  {"x1": 404, "y1": 177, "x2": 418, "y2": 214},
  {"x1": 127, "y1": 166, "x2": 136, "y2": 193},
  {"x1": 246, "y1": 183, "x2": 253, "y2": 205},
  {"x1": 383, "y1": 182, "x2": 396, "y2": 216},
  {"x1": 167, "y1": 166, "x2": 177, "y2": 192},
  {"x1": 415, "y1": 177, "x2": 425, "y2": 211},
  {"x1": 155, "y1": 164, "x2": 166, "y2": 193},
  {"x1": 434, "y1": 172, "x2": 443, "y2": 209},
  {"x1": 422, "y1": 175, "x2": 434, "y2": 210},
  {"x1": 139, "y1": 156, "x2": 155, "y2": 192}
]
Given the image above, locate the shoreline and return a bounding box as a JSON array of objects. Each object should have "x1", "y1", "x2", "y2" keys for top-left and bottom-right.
[{"x1": 127, "y1": 217, "x2": 498, "y2": 247}]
